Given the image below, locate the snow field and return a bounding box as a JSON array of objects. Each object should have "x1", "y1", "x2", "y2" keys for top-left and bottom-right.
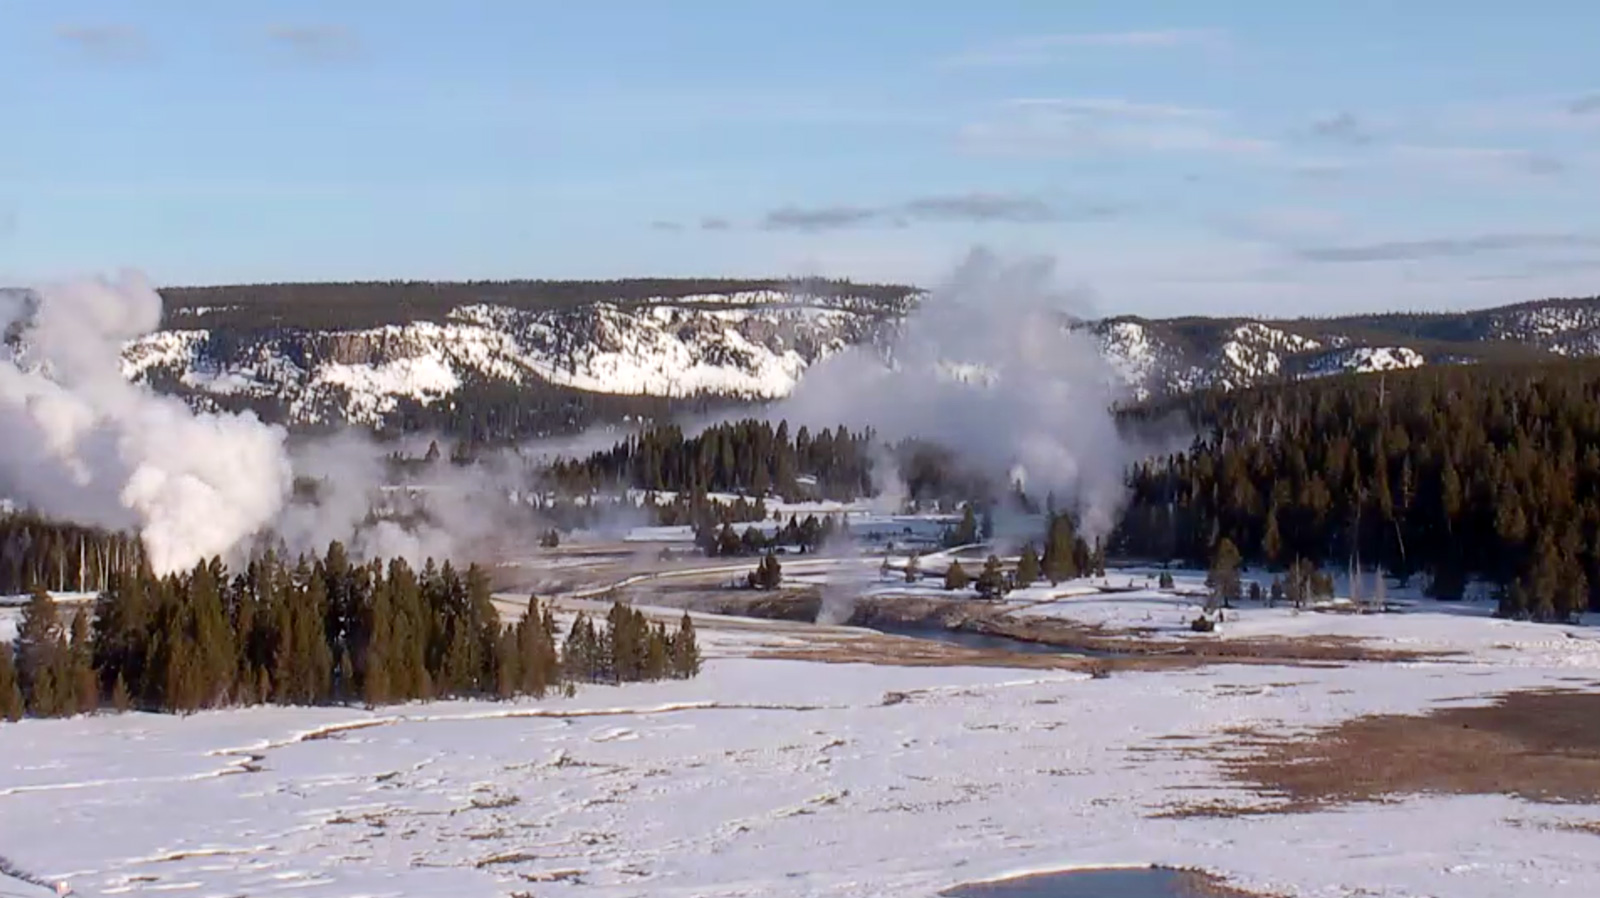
[{"x1": 2, "y1": 640, "x2": 1599, "y2": 897}]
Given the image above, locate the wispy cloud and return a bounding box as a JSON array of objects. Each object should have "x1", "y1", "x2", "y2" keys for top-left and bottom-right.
[
  {"x1": 53, "y1": 24, "x2": 149, "y2": 63},
  {"x1": 759, "y1": 192, "x2": 1116, "y2": 232},
  {"x1": 1469, "y1": 257, "x2": 1600, "y2": 281},
  {"x1": 649, "y1": 220, "x2": 683, "y2": 232},
  {"x1": 1307, "y1": 111, "x2": 1373, "y2": 145},
  {"x1": 900, "y1": 194, "x2": 1063, "y2": 223},
  {"x1": 1391, "y1": 144, "x2": 1567, "y2": 178},
  {"x1": 959, "y1": 97, "x2": 1273, "y2": 158},
  {"x1": 762, "y1": 205, "x2": 882, "y2": 233},
  {"x1": 1296, "y1": 233, "x2": 1600, "y2": 263},
  {"x1": 700, "y1": 217, "x2": 731, "y2": 231},
  {"x1": 1426, "y1": 95, "x2": 1600, "y2": 134},
  {"x1": 265, "y1": 25, "x2": 360, "y2": 63},
  {"x1": 948, "y1": 28, "x2": 1226, "y2": 66}
]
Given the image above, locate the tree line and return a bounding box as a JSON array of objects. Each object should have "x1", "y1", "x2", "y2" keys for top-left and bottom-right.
[
  {"x1": 546, "y1": 419, "x2": 878, "y2": 501},
  {"x1": 1114, "y1": 360, "x2": 1600, "y2": 621},
  {"x1": 0, "y1": 543, "x2": 699, "y2": 722},
  {"x1": 160, "y1": 277, "x2": 916, "y2": 332}
]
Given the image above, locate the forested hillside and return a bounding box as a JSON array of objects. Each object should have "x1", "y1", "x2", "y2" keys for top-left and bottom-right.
[
  {"x1": 1116, "y1": 360, "x2": 1600, "y2": 619},
  {"x1": 158, "y1": 277, "x2": 915, "y2": 330},
  {"x1": 0, "y1": 545, "x2": 701, "y2": 721}
]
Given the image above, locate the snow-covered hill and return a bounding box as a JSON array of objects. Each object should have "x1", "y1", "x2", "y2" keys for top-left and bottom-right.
[
  {"x1": 121, "y1": 292, "x2": 898, "y2": 427},
  {"x1": 102, "y1": 286, "x2": 1600, "y2": 428}
]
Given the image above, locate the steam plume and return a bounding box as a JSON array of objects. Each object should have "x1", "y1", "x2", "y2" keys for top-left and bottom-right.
[
  {"x1": 0, "y1": 273, "x2": 293, "y2": 574},
  {"x1": 777, "y1": 248, "x2": 1134, "y2": 538}
]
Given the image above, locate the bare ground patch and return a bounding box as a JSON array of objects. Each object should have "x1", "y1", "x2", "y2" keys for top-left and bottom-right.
[
  {"x1": 1156, "y1": 689, "x2": 1600, "y2": 818},
  {"x1": 977, "y1": 616, "x2": 1441, "y2": 666},
  {"x1": 754, "y1": 631, "x2": 1119, "y2": 674}
]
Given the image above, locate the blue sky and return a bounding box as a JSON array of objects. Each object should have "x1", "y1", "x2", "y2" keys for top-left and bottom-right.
[{"x1": 3, "y1": 1, "x2": 1599, "y2": 316}]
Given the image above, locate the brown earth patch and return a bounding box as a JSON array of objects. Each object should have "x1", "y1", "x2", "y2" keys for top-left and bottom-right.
[
  {"x1": 715, "y1": 593, "x2": 1440, "y2": 668},
  {"x1": 1157, "y1": 689, "x2": 1600, "y2": 817},
  {"x1": 754, "y1": 631, "x2": 1128, "y2": 674},
  {"x1": 1171, "y1": 868, "x2": 1289, "y2": 897},
  {"x1": 944, "y1": 867, "x2": 1283, "y2": 898},
  {"x1": 977, "y1": 616, "x2": 1440, "y2": 665}
]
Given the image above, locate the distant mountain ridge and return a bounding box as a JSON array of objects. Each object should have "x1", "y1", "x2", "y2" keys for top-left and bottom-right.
[
  {"x1": 1075, "y1": 296, "x2": 1600, "y2": 400},
  {"x1": 12, "y1": 279, "x2": 1600, "y2": 433}
]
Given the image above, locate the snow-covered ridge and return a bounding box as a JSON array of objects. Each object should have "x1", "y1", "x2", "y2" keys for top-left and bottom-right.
[
  {"x1": 1303, "y1": 346, "x2": 1426, "y2": 377},
  {"x1": 106, "y1": 292, "x2": 1600, "y2": 427},
  {"x1": 120, "y1": 294, "x2": 894, "y2": 426}
]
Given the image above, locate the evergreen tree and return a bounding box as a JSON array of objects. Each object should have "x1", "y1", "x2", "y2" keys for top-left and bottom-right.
[
  {"x1": 0, "y1": 644, "x2": 22, "y2": 722},
  {"x1": 944, "y1": 559, "x2": 969, "y2": 591},
  {"x1": 15, "y1": 588, "x2": 68, "y2": 717},
  {"x1": 1041, "y1": 514, "x2": 1079, "y2": 584},
  {"x1": 1208, "y1": 538, "x2": 1243, "y2": 606},
  {"x1": 1262, "y1": 506, "x2": 1283, "y2": 569},
  {"x1": 68, "y1": 609, "x2": 98, "y2": 714},
  {"x1": 975, "y1": 555, "x2": 1007, "y2": 601},
  {"x1": 671, "y1": 612, "x2": 701, "y2": 678},
  {"x1": 948, "y1": 505, "x2": 979, "y2": 547},
  {"x1": 1015, "y1": 545, "x2": 1041, "y2": 587}
]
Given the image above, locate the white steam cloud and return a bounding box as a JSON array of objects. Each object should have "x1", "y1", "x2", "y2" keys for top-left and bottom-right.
[
  {"x1": 0, "y1": 273, "x2": 293, "y2": 574},
  {"x1": 0, "y1": 273, "x2": 554, "y2": 575},
  {"x1": 777, "y1": 248, "x2": 1134, "y2": 538}
]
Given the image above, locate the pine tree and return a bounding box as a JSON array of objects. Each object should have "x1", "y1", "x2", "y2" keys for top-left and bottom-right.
[
  {"x1": 949, "y1": 505, "x2": 979, "y2": 547},
  {"x1": 0, "y1": 644, "x2": 22, "y2": 722},
  {"x1": 111, "y1": 673, "x2": 131, "y2": 713},
  {"x1": 1208, "y1": 538, "x2": 1243, "y2": 607},
  {"x1": 975, "y1": 555, "x2": 1007, "y2": 601},
  {"x1": 1262, "y1": 506, "x2": 1283, "y2": 569},
  {"x1": 1041, "y1": 514, "x2": 1079, "y2": 585},
  {"x1": 671, "y1": 612, "x2": 701, "y2": 678},
  {"x1": 16, "y1": 588, "x2": 68, "y2": 717},
  {"x1": 1016, "y1": 545, "x2": 1041, "y2": 587},
  {"x1": 494, "y1": 627, "x2": 520, "y2": 699},
  {"x1": 68, "y1": 609, "x2": 98, "y2": 714},
  {"x1": 944, "y1": 559, "x2": 970, "y2": 591}
]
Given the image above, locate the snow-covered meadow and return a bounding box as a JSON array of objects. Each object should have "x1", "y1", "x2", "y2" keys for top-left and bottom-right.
[{"x1": 3, "y1": 593, "x2": 1600, "y2": 898}]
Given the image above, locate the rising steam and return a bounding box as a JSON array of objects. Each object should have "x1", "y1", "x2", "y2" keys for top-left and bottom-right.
[
  {"x1": 777, "y1": 248, "x2": 1134, "y2": 538},
  {"x1": 0, "y1": 273, "x2": 293, "y2": 574},
  {"x1": 0, "y1": 273, "x2": 551, "y2": 575}
]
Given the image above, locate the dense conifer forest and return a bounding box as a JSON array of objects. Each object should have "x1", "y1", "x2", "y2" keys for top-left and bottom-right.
[
  {"x1": 0, "y1": 544, "x2": 699, "y2": 722},
  {"x1": 1114, "y1": 360, "x2": 1600, "y2": 619},
  {"x1": 547, "y1": 360, "x2": 1600, "y2": 619},
  {"x1": 159, "y1": 277, "x2": 917, "y2": 331}
]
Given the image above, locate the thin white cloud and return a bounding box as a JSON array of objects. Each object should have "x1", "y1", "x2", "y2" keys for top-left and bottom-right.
[
  {"x1": 959, "y1": 97, "x2": 1272, "y2": 158},
  {"x1": 1296, "y1": 233, "x2": 1600, "y2": 263},
  {"x1": 1391, "y1": 144, "x2": 1567, "y2": 178},
  {"x1": 947, "y1": 28, "x2": 1227, "y2": 66},
  {"x1": 53, "y1": 24, "x2": 150, "y2": 63},
  {"x1": 758, "y1": 192, "x2": 1116, "y2": 232},
  {"x1": 1422, "y1": 95, "x2": 1600, "y2": 135},
  {"x1": 1307, "y1": 111, "x2": 1374, "y2": 145},
  {"x1": 265, "y1": 25, "x2": 360, "y2": 63},
  {"x1": 1003, "y1": 97, "x2": 1217, "y2": 120}
]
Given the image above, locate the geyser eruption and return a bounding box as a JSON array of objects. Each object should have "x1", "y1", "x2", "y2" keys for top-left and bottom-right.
[
  {"x1": 0, "y1": 272, "x2": 294, "y2": 574},
  {"x1": 779, "y1": 248, "x2": 1133, "y2": 539}
]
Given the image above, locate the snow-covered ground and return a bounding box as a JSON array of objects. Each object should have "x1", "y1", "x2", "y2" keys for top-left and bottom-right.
[
  {"x1": 3, "y1": 599, "x2": 1600, "y2": 897},
  {"x1": 0, "y1": 593, "x2": 96, "y2": 644}
]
